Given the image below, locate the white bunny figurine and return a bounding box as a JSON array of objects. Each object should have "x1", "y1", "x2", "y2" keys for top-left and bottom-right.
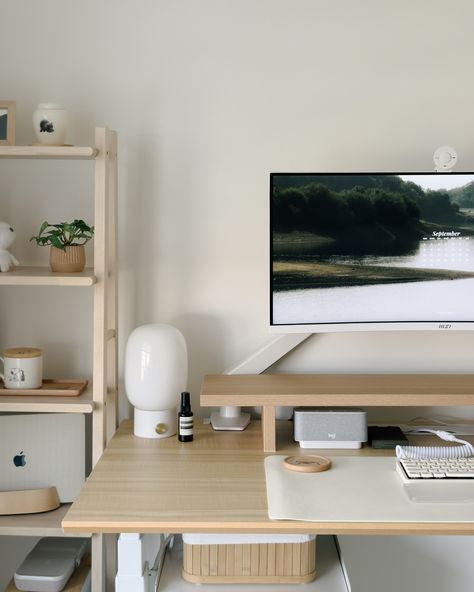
[{"x1": 0, "y1": 222, "x2": 20, "y2": 272}]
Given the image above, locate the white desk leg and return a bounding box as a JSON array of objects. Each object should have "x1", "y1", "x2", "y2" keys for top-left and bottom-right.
[{"x1": 115, "y1": 533, "x2": 162, "y2": 592}]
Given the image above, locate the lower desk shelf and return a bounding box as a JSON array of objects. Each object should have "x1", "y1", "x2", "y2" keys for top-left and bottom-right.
[
  {"x1": 157, "y1": 536, "x2": 349, "y2": 592},
  {"x1": 0, "y1": 504, "x2": 90, "y2": 537}
]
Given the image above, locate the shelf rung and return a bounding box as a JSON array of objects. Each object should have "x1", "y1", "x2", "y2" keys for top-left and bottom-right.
[
  {"x1": 0, "y1": 266, "x2": 96, "y2": 286},
  {"x1": 0, "y1": 503, "x2": 91, "y2": 536},
  {"x1": 0, "y1": 145, "x2": 98, "y2": 159},
  {"x1": 0, "y1": 383, "x2": 94, "y2": 413}
]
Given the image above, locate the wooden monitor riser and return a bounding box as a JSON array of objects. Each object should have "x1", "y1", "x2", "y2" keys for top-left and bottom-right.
[{"x1": 0, "y1": 487, "x2": 60, "y2": 515}]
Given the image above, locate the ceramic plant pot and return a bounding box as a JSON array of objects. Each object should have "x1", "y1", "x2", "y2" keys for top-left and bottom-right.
[
  {"x1": 33, "y1": 103, "x2": 67, "y2": 146},
  {"x1": 49, "y1": 245, "x2": 85, "y2": 273}
]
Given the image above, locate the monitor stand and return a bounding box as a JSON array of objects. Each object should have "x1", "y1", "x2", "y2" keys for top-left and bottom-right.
[
  {"x1": 210, "y1": 333, "x2": 312, "y2": 431},
  {"x1": 210, "y1": 406, "x2": 252, "y2": 431}
]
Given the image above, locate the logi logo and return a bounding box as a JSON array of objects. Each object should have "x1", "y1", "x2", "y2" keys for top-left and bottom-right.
[{"x1": 327, "y1": 433, "x2": 336, "y2": 440}]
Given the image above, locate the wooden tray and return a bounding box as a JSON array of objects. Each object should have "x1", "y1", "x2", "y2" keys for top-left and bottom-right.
[{"x1": 0, "y1": 379, "x2": 88, "y2": 397}]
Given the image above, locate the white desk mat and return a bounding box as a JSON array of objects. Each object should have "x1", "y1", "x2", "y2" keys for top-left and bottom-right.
[{"x1": 265, "y1": 455, "x2": 474, "y2": 523}]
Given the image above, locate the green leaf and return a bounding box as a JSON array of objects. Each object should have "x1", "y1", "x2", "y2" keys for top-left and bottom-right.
[
  {"x1": 50, "y1": 235, "x2": 65, "y2": 250},
  {"x1": 39, "y1": 221, "x2": 50, "y2": 236},
  {"x1": 31, "y1": 219, "x2": 94, "y2": 247}
]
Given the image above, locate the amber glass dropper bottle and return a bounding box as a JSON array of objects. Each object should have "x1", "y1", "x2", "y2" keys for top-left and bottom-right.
[{"x1": 178, "y1": 391, "x2": 193, "y2": 442}]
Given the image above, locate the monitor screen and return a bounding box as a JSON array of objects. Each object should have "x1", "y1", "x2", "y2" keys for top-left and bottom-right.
[{"x1": 270, "y1": 172, "x2": 474, "y2": 332}]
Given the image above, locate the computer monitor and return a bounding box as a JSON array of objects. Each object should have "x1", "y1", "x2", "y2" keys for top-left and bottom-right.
[{"x1": 270, "y1": 172, "x2": 474, "y2": 332}]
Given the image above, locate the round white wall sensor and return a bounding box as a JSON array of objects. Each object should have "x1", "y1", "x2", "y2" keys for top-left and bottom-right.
[{"x1": 433, "y1": 146, "x2": 458, "y2": 171}]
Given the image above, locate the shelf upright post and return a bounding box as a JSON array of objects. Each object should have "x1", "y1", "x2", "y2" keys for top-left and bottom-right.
[
  {"x1": 105, "y1": 129, "x2": 119, "y2": 444},
  {"x1": 92, "y1": 127, "x2": 118, "y2": 592},
  {"x1": 93, "y1": 126, "x2": 119, "y2": 452}
]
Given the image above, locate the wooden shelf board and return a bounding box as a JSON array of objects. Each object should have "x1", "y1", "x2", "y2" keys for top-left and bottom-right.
[
  {"x1": 0, "y1": 145, "x2": 97, "y2": 159},
  {"x1": 0, "y1": 266, "x2": 96, "y2": 286},
  {"x1": 201, "y1": 374, "x2": 474, "y2": 407},
  {"x1": 0, "y1": 383, "x2": 94, "y2": 413},
  {"x1": 0, "y1": 503, "x2": 91, "y2": 536}
]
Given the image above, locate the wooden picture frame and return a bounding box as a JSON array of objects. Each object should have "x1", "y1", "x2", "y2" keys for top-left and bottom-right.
[{"x1": 0, "y1": 101, "x2": 16, "y2": 145}]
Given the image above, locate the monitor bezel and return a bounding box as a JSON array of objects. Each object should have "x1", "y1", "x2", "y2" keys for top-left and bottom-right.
[{"x1": 269, "y1": 171, "x2": 474, "y2": 333}]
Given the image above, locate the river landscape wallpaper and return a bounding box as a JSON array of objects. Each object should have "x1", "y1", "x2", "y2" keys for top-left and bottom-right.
[{"x1": 271, "y1": 173, "x2": 474, "y2": 326}]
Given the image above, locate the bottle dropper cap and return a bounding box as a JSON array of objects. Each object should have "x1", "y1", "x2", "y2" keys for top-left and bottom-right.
[{"x1": 180, "y1": 391, "x2": 191, "y2": 412}]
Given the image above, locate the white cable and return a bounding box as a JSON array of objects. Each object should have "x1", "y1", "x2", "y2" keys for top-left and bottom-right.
[{"x1": 396, "y1": 429, "x2": 474, "y2": 460}]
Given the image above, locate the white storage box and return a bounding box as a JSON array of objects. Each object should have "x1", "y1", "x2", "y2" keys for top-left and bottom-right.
[{"x1": 14, "y1": 538, "x2": 87, "y2": 592}]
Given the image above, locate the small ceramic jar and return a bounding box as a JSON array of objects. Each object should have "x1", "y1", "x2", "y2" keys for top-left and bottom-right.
[{"x1": 32, "y1": 103, "x2": 67, "y2": 145}]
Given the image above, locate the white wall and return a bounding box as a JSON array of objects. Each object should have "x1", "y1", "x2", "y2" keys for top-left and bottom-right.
[
  {"x1": 2, "y1": 0, "x2": 474, "y2": 419},
  {"x1": 1, "y1": 0, "x2": 474, "y2": 582}
]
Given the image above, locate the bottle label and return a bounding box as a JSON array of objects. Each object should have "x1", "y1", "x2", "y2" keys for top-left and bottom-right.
[{"x1": 179, "y1": 416, "x2": 193, "y2": 436}]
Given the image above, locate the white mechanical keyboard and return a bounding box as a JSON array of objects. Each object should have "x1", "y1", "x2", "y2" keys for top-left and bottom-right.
[
  {"x1": 397, "y1": 457, "x2": 474, "y2": 481},
  {"x1": 394, "y1": 431, "x2": 474, "y2": 501}
]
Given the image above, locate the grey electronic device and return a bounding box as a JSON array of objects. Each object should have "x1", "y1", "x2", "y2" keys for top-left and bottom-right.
[
  {"x1": 14, "y1": 537, "x2": 89, "y2": 592},
  {"x1": 368, "y1": 425, "x2": 408, "y2": 448},
  {"x1": 293, "y1": 407, "x2": 368, "y2": 449},
  {"x1": 0, "y1": 413, "x2": 85, "y2": 502}
]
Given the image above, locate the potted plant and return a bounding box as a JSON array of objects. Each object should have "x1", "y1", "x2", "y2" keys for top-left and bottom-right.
[{"x1": 30, "y1": 219, "x2": 94, "y2": 272}]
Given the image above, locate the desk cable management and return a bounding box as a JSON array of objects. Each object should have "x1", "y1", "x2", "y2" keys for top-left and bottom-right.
[{"x1": 396, "y1": 429, "x2": 474, "y2": 460}]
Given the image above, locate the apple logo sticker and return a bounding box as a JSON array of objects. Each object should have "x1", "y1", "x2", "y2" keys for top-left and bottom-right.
[{"x1": 13, "y1": 451, "x2": 26, "y2": 467}]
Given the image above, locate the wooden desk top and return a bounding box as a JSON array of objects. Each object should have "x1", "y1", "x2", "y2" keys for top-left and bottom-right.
[{"x1": 62, "y1": 420, "x2": 474, "y2": 536}]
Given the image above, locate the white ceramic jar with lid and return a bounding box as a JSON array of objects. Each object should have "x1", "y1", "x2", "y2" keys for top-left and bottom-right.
[{"x1": 32, "y1": 103, "x2": 67, "y2": 145}]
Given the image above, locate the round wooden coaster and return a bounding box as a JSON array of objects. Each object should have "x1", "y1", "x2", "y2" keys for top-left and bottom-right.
[{"x1": 283, "y1": 455, "x2": 331, "y2": 473}]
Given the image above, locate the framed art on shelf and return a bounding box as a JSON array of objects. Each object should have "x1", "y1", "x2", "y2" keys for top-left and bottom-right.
[{"x1": 0, "y1": 101, "x2": 16, "y2": 145}]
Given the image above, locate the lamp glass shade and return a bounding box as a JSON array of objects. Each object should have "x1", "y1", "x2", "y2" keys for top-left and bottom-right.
[{"x1": 125, "y1": 323, "x2": 188, "y2": 438}]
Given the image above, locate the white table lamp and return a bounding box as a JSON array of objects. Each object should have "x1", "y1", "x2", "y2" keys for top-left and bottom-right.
[{"x1": 125, "y1": 323, "x2": 188, "y2": 438}]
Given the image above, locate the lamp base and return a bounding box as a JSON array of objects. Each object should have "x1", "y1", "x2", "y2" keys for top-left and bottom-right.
[{"x1": 134, "y1": 408, "x2": 177, "y2": 438}]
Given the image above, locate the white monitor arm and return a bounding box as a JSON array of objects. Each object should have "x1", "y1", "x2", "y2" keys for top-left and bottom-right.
[{"x1": 210, "y1": 333, "x2": 312, "y2": 430}]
